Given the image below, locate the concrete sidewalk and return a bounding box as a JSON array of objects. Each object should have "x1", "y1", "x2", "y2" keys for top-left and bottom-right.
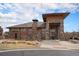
[
  {"x1": 40, "y1": 40, "x2": 79, "y2": 50},
  {"x1": 40, "y1": 40, "x2": 67, "y2": 50},
  {"x1": 59, "y1": 41, "x2": 79, "y2": 50}
]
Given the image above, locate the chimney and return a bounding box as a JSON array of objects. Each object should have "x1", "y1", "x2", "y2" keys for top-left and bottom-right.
[
  {"x1": 32, "y1": 19, "x2": 38, "y2": 40},
  {"x1": 32, "y1": 19, "x2": 38, "y2": 22}
]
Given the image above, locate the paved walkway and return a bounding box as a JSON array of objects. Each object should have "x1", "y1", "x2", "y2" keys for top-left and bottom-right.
[
  {"x1": 60, "y1": 41, "x2": 79, "y2": 50},
  {"x1": 40, "y1": 40, "x2": 79, "y2": 50}
]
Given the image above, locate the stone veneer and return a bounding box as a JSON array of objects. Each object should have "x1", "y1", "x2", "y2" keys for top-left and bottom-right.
[{"x1": 8, "y1": 13, "x2": 69, "y2": 40}]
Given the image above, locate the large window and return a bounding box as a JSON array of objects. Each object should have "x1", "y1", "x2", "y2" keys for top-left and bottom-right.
[{"x1": 49, "y1": 23, "x2": 60, "y2": 29}]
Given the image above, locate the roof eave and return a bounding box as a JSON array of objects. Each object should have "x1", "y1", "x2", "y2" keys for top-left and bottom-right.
[{"x1": 42, "y1": 13, "x2": 70, "y2": 22}]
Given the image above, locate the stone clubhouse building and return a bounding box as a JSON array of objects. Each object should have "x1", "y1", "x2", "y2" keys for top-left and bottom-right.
[{"x1": 7, "y1": 13, "x2": 69, "y2": 40}]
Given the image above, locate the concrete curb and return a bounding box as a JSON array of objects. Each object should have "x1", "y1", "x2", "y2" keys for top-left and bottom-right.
[{"x1": 0, "y1": 48, "x2": 73, "y2": 53}]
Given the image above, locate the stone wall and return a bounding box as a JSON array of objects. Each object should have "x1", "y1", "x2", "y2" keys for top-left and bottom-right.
[
  {"x1": 64, "y1": 32, "x2": 79, "y2": 40},
  {"x1": 9, "y1": 28, "x2": 29, "y2": 40},
  {"x1": 44, "y1": 15, "x2": 64, "y2": 40},
  {"x1": 8, "y1": 26, "x2": 45, "y2": 40}
]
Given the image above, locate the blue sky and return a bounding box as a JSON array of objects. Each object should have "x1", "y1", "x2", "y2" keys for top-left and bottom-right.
[
  {"x1": 64, "y1": 12, "x2": 79, "y2": 32},
  {"x1": 0, "y1": 3, "x2": 79, "y2": 32}
]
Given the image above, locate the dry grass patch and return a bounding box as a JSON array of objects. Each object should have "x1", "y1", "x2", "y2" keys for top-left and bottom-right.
[{"x1": 0, "y1": 39, "x2": 40, "y2": 50}]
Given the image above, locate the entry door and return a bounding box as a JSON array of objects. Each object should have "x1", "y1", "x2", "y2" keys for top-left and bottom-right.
[
  {"x1": 15, "y1": 33, "x2": 17, "y2": 39},
  {"x1": 50, "y1": 29, "x2": 58, "y2": 39},
  {"x1": 49, "y1": 23, "x2": 59, "y2": 39}
]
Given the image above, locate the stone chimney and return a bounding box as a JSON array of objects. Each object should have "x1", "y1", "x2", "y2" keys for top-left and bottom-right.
[{"x1": 32, "y1": 19, "x2": 38, "y2": 40}]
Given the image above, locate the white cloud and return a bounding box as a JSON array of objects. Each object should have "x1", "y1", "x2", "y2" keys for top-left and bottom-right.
[
  {"x1": 0, "y1": 12, "x2": 16, "y2": 18},
  {"x1": 1, "y1": 3, "x2": 78, "y2": 21},
  {"x1": 43, "y1": 3, "x2": 79, "y2": 13},
  {"x1": 0, "y1": 3, "x2": 79, "y2": 32},
  {"x1": 0, "y1": 12, "x2": 17, "y2": 25}
]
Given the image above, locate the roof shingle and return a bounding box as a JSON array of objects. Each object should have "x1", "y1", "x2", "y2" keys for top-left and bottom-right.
[{"x1": 7, "y1": 22, "x2": 45, "y2": 28}]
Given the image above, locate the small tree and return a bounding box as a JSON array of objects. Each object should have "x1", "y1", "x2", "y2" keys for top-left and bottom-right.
[{"x1": 0, "y1": 26, "x2": 3, "y2": 39}]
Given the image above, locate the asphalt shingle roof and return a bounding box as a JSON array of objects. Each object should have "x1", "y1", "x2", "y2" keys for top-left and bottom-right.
[{"x1": 7, "y1": 22, "x2": 45, "y2": 28}]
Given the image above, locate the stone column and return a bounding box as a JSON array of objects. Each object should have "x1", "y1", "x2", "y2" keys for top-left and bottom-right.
[
  {"x1": 45, "y1": 22, "x2": 49, "y2": 40},
  {"x1": 59, "y1": 22, "x2": 64, "y2": 40},
  {"x1": 32, "y1": 19, "x2": 38, "y2": 40},
  {"x1": 58, "y1": 26, "x2": 60, "y2": 40}
]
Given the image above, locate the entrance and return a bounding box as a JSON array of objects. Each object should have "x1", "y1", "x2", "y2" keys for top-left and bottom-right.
[
  {"x1": 15, "y1": 33, "x2": 17, "y2": 39},
  {"x1": 49, "y1": 23, "x2": 60, "y2": 39},
  {"x1": 49, "y1": 29, "x2": 58, "y2": 39}
]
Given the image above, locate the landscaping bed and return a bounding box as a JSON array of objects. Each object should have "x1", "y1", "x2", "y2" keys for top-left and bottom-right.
[{"x1": 0, "y1": 40, "x2": 40, "y2": 50}]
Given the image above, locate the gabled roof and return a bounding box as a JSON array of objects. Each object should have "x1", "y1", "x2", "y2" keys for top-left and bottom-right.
[
  {"x1": 7, "y1": 22, "x2": 45, "y2": 28},
  {"x1": 42, "y1": 13, "x2": 70, "y2": 22}
]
